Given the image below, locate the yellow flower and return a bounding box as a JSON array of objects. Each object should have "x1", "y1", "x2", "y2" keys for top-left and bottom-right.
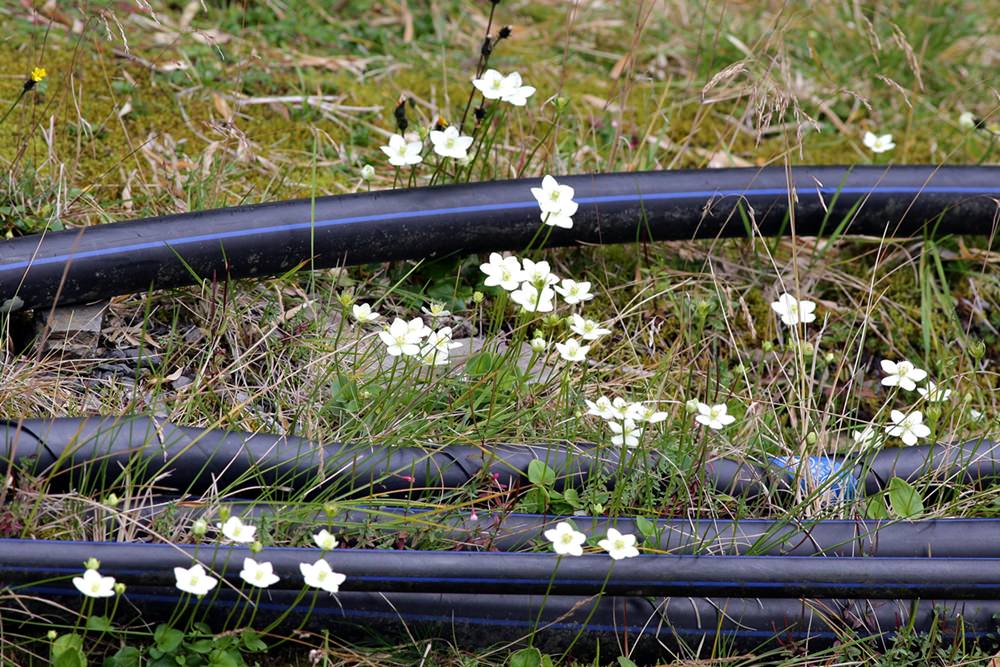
[{"x1": 30, "y1": 67, "x2": 46, "y2": 83}]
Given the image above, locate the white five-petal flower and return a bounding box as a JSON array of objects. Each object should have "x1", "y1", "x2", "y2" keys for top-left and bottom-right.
[
  {"x1": 472, "y1": 69, "x2": 509, "y2": 100},
  {"x1": 917, "y1": 381, "x2": 952, "y2": 403},
  {"x1": 378, "y1": 317, "x2": 428, "y2": 356},
  {"x1": 351, "y1": 303, "x2": 381, "y2": 324},
  {"x1": 429, "y1": 126, "x2": 474, "y2": 160},
  {"x1": 886, "y1": 410, "x2": 931, "y2": 446},
  {"x1": 585, "y1": 396, "x2": 616, "y2": 420},
  {"x1": 863, "y1": 131, "x2": 895, "y2": 154},
  {"x1": 73, "y1": 568, "x2": 116, "y2": 598},
  {"x1": 419, "y1": 326, "x2": 463, "y2": 366},
  {"x1": 598, "y1": 528, "x2": 639, "y2": 560},
  {"x1": 531, "y1": 175, "x2": 576, "y2": 215},
  {"x1": 313, "y1": 529, "x2": 338, "y2": 551},
  {"x1": 174, "y1": 564, "x2": 218, "y2": 597},
  {"x1": 300, "y1": 559, "x2": 347, "y2": 594},
  {"x1": 544, "y1": 521, "x2": 586, "y2": 556},
  {"x1": 770, "y1": 293, "x2": 817, "y2": 326},
  {"x1": 510, "y1": 283, "x2": 556, "y2": 313},
  {"x1": 380, "y1": 133, "x2": 423, "y2": 166},
  {"x1": 853, "y1": 425, "x2": 879, "y2": 446},
  {"x1": 556, "y1": 338, "x2": 590, "y2": 362},
  {"x1": 520, "y1": 258, "x2": 558, "y2": 288},
  {"x1": 632, "y1": 403, "x2": 668, "y2": 424},
  {"x1": 568, "y1": 314, "x2": 610, "y2": 340},
  {"x1": 609, "y1": 418, "x2": 641, "y2": 447},
  {"x1": 880, "y1": 359, "x2": 927, "y2": 392},
  {"x1": 480, "y1": 253, "x2": 525, "y2": 291},
  {"x1": 694, "y1": 402, "x2": 736, "y2": 430},
  {"x1": 554, "y1": 279, "x2": 593, "y2": 305},
  {"x1": 220, "y1": 517, "x2": 256, "y2": 543},
  {"x1": 499, "y1": 71, "x2": 535, "y2": 106},
  {"x1": 239, "y1": 558, "x2": 280, "y2": 589}
]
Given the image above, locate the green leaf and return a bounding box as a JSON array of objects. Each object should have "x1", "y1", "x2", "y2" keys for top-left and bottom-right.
[
  {"x1": 103, "y1": 646, "x2": 141, "y2": 667},
  {"x1": 561, "y1": 488, "x2": 583, "y2": 509},
  {"x1": 634, "y1": 517, "x2": 655, "y2": 539},
  {"x1": 527, "y1": 460, "x2": 556, "y2": 488},
  {"x1": 618, "y1": 658, "x2": 639, "y2": 667},
  {"x1": 240, "y1": 630, "x2": 267, "y2": 653},
  {"x1": 521, "y1": 487, "x2": 549, "y2": 513},
  {"x1": 86, "y1": 615, "x2": 113, "y2": 632},
  {"x1": 864, "y1": 496, "x2": 890, "y2": 520},
  {"x1": 509, "y1": 647, "x2": 542, "y2": 667},
  {"x1": 51, "y1": 634, "x2": 87, "y2": 667},
  {"x1": 887, "y1": 478, "x2": 924, "y2": 518},
  {"x1": 153, "y1": 625, "x2": 184, "y2": 653}
]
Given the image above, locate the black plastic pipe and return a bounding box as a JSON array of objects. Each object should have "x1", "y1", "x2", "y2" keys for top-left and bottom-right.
[
  {"x1": 16, "y1": 587, "x2": 1000, "y2": 655},
  {"x1": 4, "y1": 417, "x2": 998, "y2": 500},
  {"x1": 5, "y1": 538, "x2": 1000, "y2": 599},
  {"x1": 165, "y1": 504, "x2": 1000, "y2": 557},
  {"x1": 2, "y1": 166, "x2": 998, "y2": 311}
]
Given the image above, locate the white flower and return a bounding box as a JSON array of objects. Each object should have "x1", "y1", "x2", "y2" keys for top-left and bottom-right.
[
  {"x1": 520, "y1": 258, "x2": 558, "y2": 288},
  {"x1": 694, "y1": 402, "x2": 736, "y2": 430},
  {"x1": 510, "y1": 283, "x2": 555, "y2": 313},
  {"x1": 300, "y1": 559, "x2": 347, "y2": 594},
  {"x1": 351, "y1": 303, "x2": 381, "y2": 324},
  {"x1": 378, "y1": 317, "x2": 427, "y2": 356},
  {"x1": 239, "y1": 558, "x2": 280, "y2": 589},
  {"x1": 360, "y1": 164, "x2": 375, "y2": 181},
  {"x1": 174, "y1": 564, "x2": 218, "y2": 597},
  {"x1": 609, "y1": 419, "x2": 641, "y2": 447},
  {"x1": 917, "y1": 381, "x2": 952, "y2": 403},
  {"x1": 555, "y1": 338, "x2": 590, "y2": 362},
  {"x1": 554, "y1": 279, "x2": 593, "y2": 305},
  {"x1": 632, "y1": 403, "x2": 667, "y2": 424},
  {"x1": 219, "y1": 516, "x2": 256, "y2": 543},
  {"x1": 429, "y1": 126, "x2": 474, "y2": 160},
  {"x1": 863, "y1": 131, "x2": 895, "y2": 154},
  {"x1": 959, "y1": 112, "x2": 976, "y2": 128},
  {"x1": 313, "y1": 529, "x2": 338, "y2": 551},
  {"x1": 73, "y1": 568, "x2": 116, "y2": 598},
  {"x1": 531, "y1": 175, "x2": 576, "y2": 215},
  {"x1": 568, "y1": 314, "x2": 610, "y2": 340},
  {"x1": 769, "y1": 293, "x2": 817, "y2": 326},
  {"x1": 540, "y1": 209, "x2": 576, "y2": 229},
  {"x1": 480, "y1": 253, "x2": 525, "y2": 291},
  {"x1": 419, "y1": 326, "x2": 462, "y2": 366},
  {"x1": 970, "y1": 409, "x2": 985, "y2": 421},
  {"x1": 421, "y1": 302, "x2": 451, "y2": 318},
  {"x1": 880, "y1": 359, "x2": 927, "y2": 392},
  {"x1": 529, "y1": 337, "x2": 547, "y2": 353},
  {"x1": 500, "y1": 72, "x2": 536, "y2": 106},
  {"x1": 853, "y1": 425, "x2": 879, "y2": 446},
  {"x1": 380, "y1": 133, "x2": 422, "y2": 167},
  {"x1": 886, "y1": 410, "x2": 931, "y2": 446},
  {"x1": 472, "y1": 69, "x2": 509, "y2": 100},
  {"x1": 598, "y1": 528, "x2": 639, "y2": 560},
  {"x1": 543, "y1": 521, "x2": 586, "y2": 556},
  {"x1": 585, "y1": 396, "x2": 615, "y2": 420}
]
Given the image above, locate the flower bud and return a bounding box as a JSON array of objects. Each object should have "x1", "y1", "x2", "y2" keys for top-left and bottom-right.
[
  {"x1": 472, "y1": 290, "x2": 484, "y2": 304},
  {"x1": 84, "y1": 558, "x2": 100, "y2": 571},
  {"x1": 114, "y1": 582, "x2": 127, "y2": 595},
  {"x1": 250, "y1": 541, "x2": 263, "y2": 553},
  {"x1": 806, "y1": 431, "x2": 818, "y2": 445},
  {"x1": 218, "y1": 506, "x2": 231, "y2": 522},
  {"x1": 530, "y1": 337, "x2": 547, "y2": 353},
  {"x1": 47, "y1": 630, "x2": 57, "y2": 640},
  {"x1": 192, "y1": 518, "x2": 208, "y2": 537},
  {"x1": 360, "y1": 164, "x2": 375, "y2": 181},
  {"x1": 685, "y1": 399, "x2": 700, "y2": 414},
  {"x1": 104, "y1": 493, "x2": 120, "y2": 508},
  {"x1": 970, "y1": 339, "x2": 986, "y2": 360}
]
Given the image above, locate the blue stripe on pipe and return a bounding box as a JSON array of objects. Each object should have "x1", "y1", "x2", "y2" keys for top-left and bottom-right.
[
  {"x1": 1, "y1": 184, "x2": 997, "y2": 273},
  {"x1": 7, "y1": 537, "x2": 1000, "y2": 560}
]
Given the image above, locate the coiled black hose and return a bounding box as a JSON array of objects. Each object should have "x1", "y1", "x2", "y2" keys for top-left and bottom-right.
[
  {"x1": 2, "y1": 166, "x2": 998, "y2": 311},
  {"x1": 4, "y1": 417, "x2": 998, "y2": 500}
]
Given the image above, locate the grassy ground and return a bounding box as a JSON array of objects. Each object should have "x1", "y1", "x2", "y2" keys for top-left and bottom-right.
[{"x1": 2, "y1": 0, "x2": 1000, "y2": 664}]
